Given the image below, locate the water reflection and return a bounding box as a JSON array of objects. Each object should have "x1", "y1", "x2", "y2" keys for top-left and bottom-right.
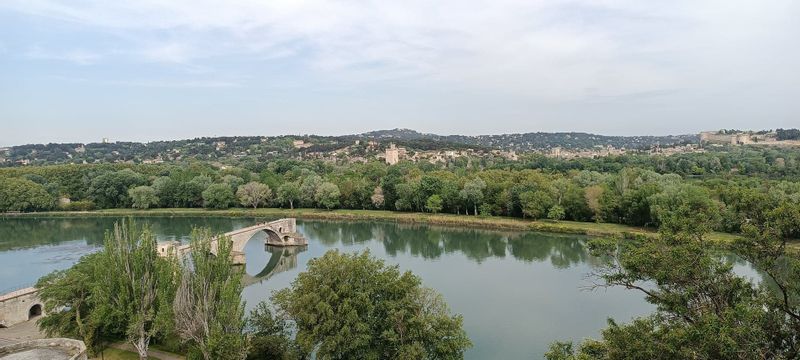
[
  {"x1": 242, "y1": 245, "x2": 307, "y2": 287},
  {"x1": 300, "y1": 220, "x2": 598, "y2": 269},
  {"x1": 0, "y1": 216, "x2": 262, "y2": 250},
  {"x1": 0, "y1": 216, "x2": 763, "y2": 359}
]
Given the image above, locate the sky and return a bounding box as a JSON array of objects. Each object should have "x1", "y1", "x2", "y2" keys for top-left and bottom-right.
[{"x1": 1, "y1": 0, "x2": 799, "y2": 146}]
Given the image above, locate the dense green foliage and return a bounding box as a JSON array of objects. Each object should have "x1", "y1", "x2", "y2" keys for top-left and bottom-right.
[
  {"x1": 4, "y1": 146, "x2": 800, "y2": 239},
  {"x1": 777, "y1": 128, "x2": 800, "y2": 141},
  {"x1": 0, "y1": 177, "x2": 54, "y2": 211},
  {"x1": 36, "y1": 253, "x2": 111, "y2": 352},
  {"x1": 35, "y1": 221, "x2": 250, "y2": 359},
  {"x1": 36, "y1": 220, "x2": 180, "y2": 357},
  {"x1": 128, "y1": 186, "x2": 158, "y2": 209},
  {"x1": 545, "y1": 187, "x2": 800, "y2": 360},
  {"x1": 268, "y1": 250, "x2": 471, "y2": 360},
  {"x1": 173, "y1": 229, "x2": 248, "y2": 360},
  {"x1": 96, "y1": 220, "x2": 179, "y2": 358}
]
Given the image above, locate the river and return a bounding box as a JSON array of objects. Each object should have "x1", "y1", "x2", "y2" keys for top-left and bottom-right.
[{"x1": 0, "y1": 216, "x2": 756, "y2": 358}]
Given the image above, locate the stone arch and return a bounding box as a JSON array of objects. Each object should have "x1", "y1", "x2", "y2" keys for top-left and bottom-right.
[
  {"x1": 28, "y1": 304, "x2": 42, "y2": 320},
  {"x1": 263, "y1": 228, "x2": 283, "y2": 244}
]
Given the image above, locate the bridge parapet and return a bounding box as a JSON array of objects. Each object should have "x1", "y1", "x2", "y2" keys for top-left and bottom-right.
[{"x1": 157, "y1": 218, "x2": 306, "y2": 261}]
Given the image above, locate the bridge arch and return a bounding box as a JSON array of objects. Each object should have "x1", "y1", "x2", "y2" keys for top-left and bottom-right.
[
  {"x1": 263, "y1": 228, "x2": 284, "y2": 245},
  {"x1": 28, "y1": 304, "x2": 42, "y2": 320}
]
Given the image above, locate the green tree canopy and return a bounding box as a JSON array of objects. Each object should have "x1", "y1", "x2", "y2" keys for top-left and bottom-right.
[
  {"x1": 426, "y1": 194, "x2": 444, "y2": 213},
  {"x1": 87, "y1": 169, "x2": 148, "y2": 208},
  {"x1": 272, "y1": 250, "x2": 471, "y2": 360},
  {"x1": 0, "y1": 177, "x2": 54, "y2": 212},
  {"x1": 314, "y1": 182, "x2": 340, "y2": 210},
  {"x1": 237, "y1": 181, "x2": 272, "y2": 209},
  {"x1": 276, "y1": 182, "x2": 301, "y2": 209},
  {"x1": 173, "y1": 229, "x2": 248, "y2": 360},
  {"x1": 202, "y1": 183, "x2": 236, "y2": 209},
  {"x1": 128, "y1": 185, "x2": 159, "y2": 210}
]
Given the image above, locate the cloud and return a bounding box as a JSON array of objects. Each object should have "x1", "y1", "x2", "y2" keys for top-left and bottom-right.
[
  {"x1": 3, "y1": 0, "x2": 800, "y2": 101},
  {"x1": 24, "y1": 45, "x2": 101, "y2": 65}
]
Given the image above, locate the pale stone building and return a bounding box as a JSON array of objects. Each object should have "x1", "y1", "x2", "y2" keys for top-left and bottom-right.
[{"x1": 385, "y1": 143, "x2": 406, "y2": 165}]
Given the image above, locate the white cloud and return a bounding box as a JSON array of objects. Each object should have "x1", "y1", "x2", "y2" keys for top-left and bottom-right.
[
  {"x1": 4, "y1": 0, "x2": 800, "y2": 100},
  {"x1": 24, "y1": 45, "x2": 101, "y2": 65}
]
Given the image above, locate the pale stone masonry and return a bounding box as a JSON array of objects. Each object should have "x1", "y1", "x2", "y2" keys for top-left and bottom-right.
[{"x1": 0, "y1": 288, "x2": 43, "y2": 328}]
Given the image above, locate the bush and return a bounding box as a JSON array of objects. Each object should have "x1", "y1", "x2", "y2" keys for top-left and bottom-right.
[{"x1": 59, "y1": 200, "x2": 95, "y2": 211}]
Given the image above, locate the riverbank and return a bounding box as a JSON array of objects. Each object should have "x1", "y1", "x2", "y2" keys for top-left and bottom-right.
[{"x1": 2, "y1": 208, "x2": 744, "y2": 244}]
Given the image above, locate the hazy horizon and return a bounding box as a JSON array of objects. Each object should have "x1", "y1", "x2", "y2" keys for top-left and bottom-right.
[{"x1": 2, "y1": 0, "x2": 798, "y2": 146}]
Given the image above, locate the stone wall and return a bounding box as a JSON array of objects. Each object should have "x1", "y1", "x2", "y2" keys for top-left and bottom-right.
[
  {"x1": 0, "y1": 338, "x2": 87, "y2": 360},
  {"x1": 0, "y1": 288, "x2": 43, "y2": 328}
]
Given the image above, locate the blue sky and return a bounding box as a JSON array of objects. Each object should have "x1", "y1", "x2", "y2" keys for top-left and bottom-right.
[{"x1": 1, "y1": 0, "x2": 799, "y2": 146}]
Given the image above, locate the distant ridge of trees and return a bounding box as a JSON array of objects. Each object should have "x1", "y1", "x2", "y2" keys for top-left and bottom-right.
[
  {"x1": 777, "y1": 128, "x2": 800, "y2": 141},
  {"x1": 0, "y1": 129, "x2": 700, "y2": 167}
]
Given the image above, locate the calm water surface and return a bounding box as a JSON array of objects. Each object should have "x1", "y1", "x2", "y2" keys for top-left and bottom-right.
[{"x1": 0, "y1": 216, "x2": 755, "y2": 358}]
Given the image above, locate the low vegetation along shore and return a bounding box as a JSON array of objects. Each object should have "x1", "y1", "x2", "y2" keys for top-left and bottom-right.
[{"x1": 4, "y1": 207, "x2": 747, "y2": 245}]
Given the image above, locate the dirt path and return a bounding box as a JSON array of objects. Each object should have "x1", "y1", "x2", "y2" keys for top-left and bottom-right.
[{"x1": 0, "y1": 320, "x2": 44, "y2": 346}]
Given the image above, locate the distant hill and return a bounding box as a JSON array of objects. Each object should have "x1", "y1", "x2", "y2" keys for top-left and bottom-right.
[
  {"x1": 0, "y1": 129, "x2": 699, "y2": 167},
  {"x1": 356, "y1": 128, "x2": 698, "y2": 151}
]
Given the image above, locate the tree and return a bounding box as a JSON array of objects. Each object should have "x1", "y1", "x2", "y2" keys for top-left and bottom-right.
[
  {"x1": 87, "y1": 169, "x2": 147, "y2": 208},
  {"x1": 299, "y1": 175, "x2": 322, "y2": 207},
  {"x1": 459, "y1": 178, "x2": 486, "y2": 216},
  {"x1": 0, "y1": 177, "x2": 54, "y2": 212},
  {"x1": 237, "y1": 182, "x2": 272, "y2": 209},
  {"x1": 203, "y1": 183, "x2": 236, "y2": 209},
  {"x1": 547, "y1": 205, "x2": 565, "y2": 221},
  {"x1": 246, "y1": 302, "x2": 301, "y2": 360},
  {"x1": 128, "y1": 186, "x2": 159, "y2": 210},
  {"x1": 95, "y1": 220, "x2": 178, "y2": 359},
  {"x1": 370, "y1": 186, "x2": 385, "y2": 209},
  {"x1": 519, "y1": 190, "x2": 553, "y2": 219},
  {"x1": 426, "y1": 194, "x2": 444, "y2": 213},
  {"x1": 315, "y1": 182, "x2": 340, "y2": 210},
  {"x1": 36, "y1": 253, "x2": 109, "y2": 353},
  {"x1": 276, "y1": 182, "x2": 301, "y2": 209},
  {"x1": 222, "y1": 175, "x2": 246, "y2": 192},
  {"x1": 584, "y1": 185, "x2": 604, "y2": 221},
  {"x1": 272, "y1": 250, "x2": 471, "y2": 359},
  {"x1": 549, "y1": 190, "x2": 798, "y2": 359},
  {"x1": 174, "y1": 229, "x2": 248, "y2": 360}
]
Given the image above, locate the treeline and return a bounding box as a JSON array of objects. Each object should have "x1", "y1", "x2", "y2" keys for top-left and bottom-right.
[
  {"x1": 546, "y1": 172, "x2": 800, "y2": 359},
  {"x1": 1, "y1": 152, "x2": 799, "y2": 233},
  {"x1": 777, "y1": 128, "x2": 800, "y2": 141}
]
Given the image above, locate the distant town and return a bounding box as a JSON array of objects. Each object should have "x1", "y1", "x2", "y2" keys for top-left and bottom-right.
[{"x1": 1, "y1": 128, "x2": 798, "y2": 167}]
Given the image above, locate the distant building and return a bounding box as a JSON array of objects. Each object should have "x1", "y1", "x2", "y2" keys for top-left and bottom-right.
[
  {"x1": 292, "y1": 139, "x2": 312, "y2": 149},
  {"x1": 74, "y1": 145, "x2": 86, "y2": 153},
  {"x1": 730, "y1": 134, "x2": 752, "y2": 145},
  {"x1": 102, "y1": 138, "x2": 110, "y2": 144},
  {"x1": 550, "y1": 147, "x2": 562, "y2": 158},
  {"x1": 385, "y1": 143, "x2": 406, "y2": 165}
]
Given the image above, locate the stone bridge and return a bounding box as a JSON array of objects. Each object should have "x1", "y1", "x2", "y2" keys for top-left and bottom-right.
[
  {"x1": 158, "y1": 218, "x2": 306, "y2": 261},
  {"x1": 0, "y1": 287, "x2": 43, "y2": 328}
]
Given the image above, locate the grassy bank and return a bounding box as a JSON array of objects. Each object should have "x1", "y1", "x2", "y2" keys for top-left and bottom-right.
[{"x1": 3, "y1": 207, "x2": 744, "y2": 244}]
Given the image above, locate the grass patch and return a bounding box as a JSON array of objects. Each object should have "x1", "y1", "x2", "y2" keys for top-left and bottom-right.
[{"x1": 92, "y1": 348, "x2": 160, "y2": 360}]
